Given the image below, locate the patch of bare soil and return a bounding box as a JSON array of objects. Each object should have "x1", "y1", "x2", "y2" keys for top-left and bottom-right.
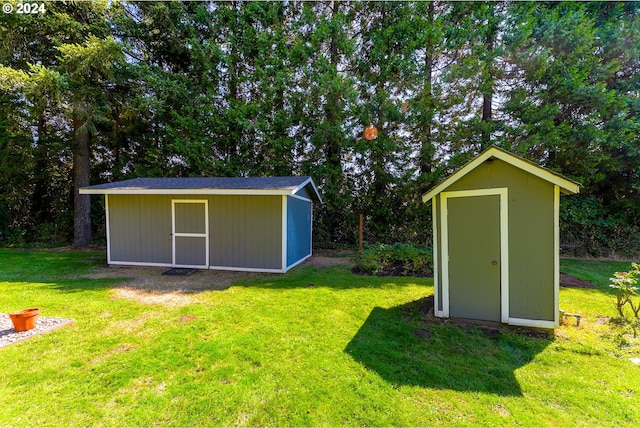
[
  {"x1": 304, "y1": 249, "x2": 354, "y2": 267},
  {"x1": 83, "y1": 253, "x2": 350, "y2": 307},
  {"x1": 84, "y1": 266, "x2": 271, "y2": 307},
  {"x1": 111, "y1": 288, "x2": 196, "y2": 308},
  {"x1": 560, "y1": 273, "x2": 596, "y2": 289},
  {"x1": 305, "y1": 256, "x2": 353, "y2": 267},
  {"x1": 85, "y1": 266, "x2": 267, "y2": 292},
  {"x1": 351, "y1": 263, "x2": 433, "y2": 277}
]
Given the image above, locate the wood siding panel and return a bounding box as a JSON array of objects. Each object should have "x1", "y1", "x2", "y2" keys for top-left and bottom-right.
[
  {"x1": 209, "y1": 196, "x2": 232, "y2": 267},
  {"x1": 245, "y1": 196, "x2": 260, "y2": 266},
  {"x1": 232, "y1": 196, "x2": 247, "y2": 265},
  {"x1": 508, "y1": 178, "x2": 554, "y2": 320},
  {"x1": 286, "y1": 196, "x2": 312, "y2": 267},
  {"x1": 139, "y1": 195, "x2": 172, "y2": 264},
  {"x1": 107, "y1": 195, "x2": 180, "y2": 265},
  {"x1": 209, "y1": 195, "x2": 282, "y2": 269},
  {"x1": 108, "y1": 195, "x2": 142, "y2": 262}
]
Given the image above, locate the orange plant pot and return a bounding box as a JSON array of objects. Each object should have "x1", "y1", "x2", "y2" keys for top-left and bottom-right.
[{"x1": 9, "y1": 308, "x2": 40, "y2": 332}]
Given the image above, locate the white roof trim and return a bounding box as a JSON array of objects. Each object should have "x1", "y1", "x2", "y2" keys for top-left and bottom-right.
[
  {"x1": 422, "y1": 146, "x2": 581, "y2": 202},
  {"x1": 81, "y1": 187, "x2": 297, "y2": 196}
]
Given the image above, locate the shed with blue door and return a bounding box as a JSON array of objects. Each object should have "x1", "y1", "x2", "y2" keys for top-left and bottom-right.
[{"x1": 80, "y1": 176, "x2": 322, "y2": 273}]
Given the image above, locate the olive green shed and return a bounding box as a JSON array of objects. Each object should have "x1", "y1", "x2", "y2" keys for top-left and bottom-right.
[
  {"x1": 422, "y1": 146, "x2": 580, "y2": 329},
  {"x1": 80, "y1": 177, "x2": 322, "y2": 273}
]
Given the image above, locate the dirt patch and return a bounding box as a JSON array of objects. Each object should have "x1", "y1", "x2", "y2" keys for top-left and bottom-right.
[
  {"x1": 87, "y1": 343, "x2": 137, "y2": 367},
  {"x1": 85, "y1": 266, "x2": 268, "y2": 293},
  {"x1": 491, "y1": 403, "x2": 512, "y2": 418},
  {"x1": 83, "y1": 254, "x2": 349, "y2": 307},
  {"x1": 84, "y1": 266, "x2": 271, "y2": 307},
  {"x1": 305, "y1": 256, "x2": 353, "y2": 267},
  {"x1": 111, "y1": 288, "x2": 196, "y2": 308},
  {"x1": 560, "y1": 273, "x2": 596, "y2": 289},
  {"x1": 351, "y1": 263, "x2": 433, "y2": 277},
  {"x1": 179, "y1": 314, "x2": 198, "y2": 323},
  {"x1": 304, "y1": 249, "x2": 353, "y2": 267},
  {"x1": 412, "y1": 328, "x2": 434, "y2": 339},
  {"x1": 594, "y1": 316, "x2": 610, "y2": 325}
]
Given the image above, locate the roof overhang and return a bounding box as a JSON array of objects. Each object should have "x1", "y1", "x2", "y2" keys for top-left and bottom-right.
[
  {"x1": 422, "y1": 146, "x2": 581, "y2": 203},
  {"x1": 80, "y1": 177, "x2": 323, "y2": 204}
]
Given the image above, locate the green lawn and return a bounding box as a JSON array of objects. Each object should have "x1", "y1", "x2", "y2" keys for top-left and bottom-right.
[{"x1": 1, "y1": 249, "x2": 639, "y2": 426}]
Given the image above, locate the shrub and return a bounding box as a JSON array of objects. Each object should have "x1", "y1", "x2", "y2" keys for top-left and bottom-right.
[
  {"x1": 609, "y1": 262, "x2": 640, "y2": 336},
  {"x1": 356, "y1": 243, "x2": 433, "y2": 277}
]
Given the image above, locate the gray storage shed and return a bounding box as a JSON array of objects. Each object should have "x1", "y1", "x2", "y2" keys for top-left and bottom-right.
[
  {"x1": 80, "y1": 176, "x2": 322, "y2": 273},
  {"x1": 422, "y1": 146, "x2": 580, "y2": 328}
]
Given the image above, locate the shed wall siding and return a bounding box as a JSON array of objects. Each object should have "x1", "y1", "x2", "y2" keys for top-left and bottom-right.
[
  {"x1": 445, "y1": 159, "x2": 555, "y2": 321},
  {"x1": 209, "y1": 195, "x2": 282, "y2": 270},
  {"x1": 108, "y1": 194, "x2": 284, "y2": 270},
  {"x1": 108, "y1": 194, "x2": 172, "y2": 264},
  {"x1": 286, "y1": 195, "x2": 312, "y2": 267}
]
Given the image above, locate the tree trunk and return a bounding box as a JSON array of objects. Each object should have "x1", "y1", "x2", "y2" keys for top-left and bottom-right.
[
  {"x1": 481, "y1": 89, "x2": 492, "y2": 148},
  {"x1": 72, "y1": 113, "x2": 92, "y2": 248},
  {"x1": 481, "y1": 3, "x2": 496, "y2": 149},
  {"x1": 324, "y1": 0, "x2": 344, "y2": 242},
  {"x1": 419, "y1": 0, "x2": 435, "y2": 176}
]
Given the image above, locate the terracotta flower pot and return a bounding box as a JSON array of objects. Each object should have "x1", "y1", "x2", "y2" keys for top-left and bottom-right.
[{"x1": 9, "y1": 308, "x2": 40, "y2": 332}]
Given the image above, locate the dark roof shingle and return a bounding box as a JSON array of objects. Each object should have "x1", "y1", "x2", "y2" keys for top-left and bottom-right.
[{"x1": 80, "y1": 176, "x2": 322, "y2": 202}]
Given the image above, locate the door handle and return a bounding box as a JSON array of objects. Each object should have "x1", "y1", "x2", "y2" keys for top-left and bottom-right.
[{"x1": 491, "y1": 260, "x2": 498, "y2": 266}]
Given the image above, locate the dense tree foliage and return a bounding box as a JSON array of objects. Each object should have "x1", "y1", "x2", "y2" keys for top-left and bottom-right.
[{"x1": 0, "y1": 1, "x2": 638, "y2": 256}]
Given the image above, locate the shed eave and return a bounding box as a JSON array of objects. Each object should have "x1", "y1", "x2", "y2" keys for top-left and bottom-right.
[
  {"x1": 421, "y1": 146, "x2": 581, "y2": 203},
  {"x1": 79, "y1": 188, "x2": 296, "y2": 196}
]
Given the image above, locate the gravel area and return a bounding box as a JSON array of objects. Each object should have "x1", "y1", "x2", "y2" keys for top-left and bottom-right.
[{"x1": 0, "y1": 314, "x2": 74, "y2": 349}]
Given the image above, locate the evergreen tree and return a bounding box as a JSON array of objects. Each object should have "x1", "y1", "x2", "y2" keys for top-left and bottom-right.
[
  {"x1": 0, "y1": 1, "x2": 124, "y2": 246},
  {"x1": 0, "y1": 1, "x2": 638, "y2": 254}
]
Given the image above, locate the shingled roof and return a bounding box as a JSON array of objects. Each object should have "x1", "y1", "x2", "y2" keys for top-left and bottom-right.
[{"x1": 80, "y1": 176, "x2": 322, "y2": 203}]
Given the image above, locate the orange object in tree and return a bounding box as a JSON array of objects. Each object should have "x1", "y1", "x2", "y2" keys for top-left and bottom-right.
[{"x1": 364, "y1": 125, "x2": 378, "y2": 140}]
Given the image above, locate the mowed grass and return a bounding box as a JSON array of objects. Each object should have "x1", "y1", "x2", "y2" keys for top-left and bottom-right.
[{"x1": 1, "y1": 249, "x2": 639, "y2": 426}]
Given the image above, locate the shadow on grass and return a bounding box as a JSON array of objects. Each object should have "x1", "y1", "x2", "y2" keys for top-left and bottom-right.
[{"x1": 344, "y1": 296, "x2": 552, "y2": 396}]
